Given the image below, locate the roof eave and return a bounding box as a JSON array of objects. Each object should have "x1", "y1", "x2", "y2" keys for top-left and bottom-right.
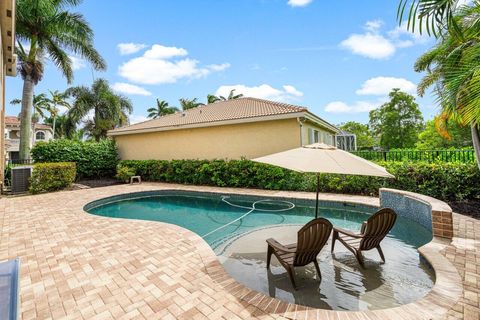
[
  {"x1": 0, "y1": 0, "x2": 16, "y2": 77},
  {"x1": 304, "y1": 111, "x2": 340, "y2": 133},
  {"x1": 108, "y1": 112, "x2": 307, "y2": 137}
]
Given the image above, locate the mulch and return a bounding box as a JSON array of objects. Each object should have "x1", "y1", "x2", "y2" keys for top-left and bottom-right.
[
  {"x1": 71, "y1": 178, "x2": 122, "y2": 189},
  {"x1": 448, "y1": 200, "x2": 480, "y2": 219}
]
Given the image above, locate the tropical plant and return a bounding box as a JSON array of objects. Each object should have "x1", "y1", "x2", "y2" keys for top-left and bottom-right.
[
  {"x1": 147, "y1": 99, "x2": 179, "y2": 119},
  {"x1": 43, "y1": 114, "x2": 67, "y2": 139},
  {"x1": 66, "y1": 79, "x2": 133, "y2": 141},
  {"x1": 10, "y1": 93, "x2": 50, "y2": 120},
  {"x1": 179, "y1": 98, "x2": 204, "y2": 110},
  {"x1": 15, "y1": 0, "x2": 106, "y2": 159},
  {"x1": 416, "y1": 118, "x2": 472, "y2": 149},
  {"x1": 397, "y1": 0, "x2": 462, "y2": 36},
  {"x1": 207, "y1": 89, "x2": 244, "y2": 104},
  {"x1": 369, "y1": 89, "x2": 424, "y2": 149},
  {"x1": 410, "y1": 3, "x2": 480, "y2": 168},
  {"x1": 46, "y1": 90, "x2": 70, "y2": 139}
]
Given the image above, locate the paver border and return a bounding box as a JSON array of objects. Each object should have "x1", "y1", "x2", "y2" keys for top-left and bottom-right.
[{"x1": 83, "y1": 185, "x2": 463, "y2": 320}]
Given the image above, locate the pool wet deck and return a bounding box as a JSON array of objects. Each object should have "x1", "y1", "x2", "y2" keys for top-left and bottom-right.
[
  {"x1": 0, "y1": 183, "x2": 476, "y2": 320},
  {"x1": 218, "y1": 225, "x2": 434, "y2": 311}
]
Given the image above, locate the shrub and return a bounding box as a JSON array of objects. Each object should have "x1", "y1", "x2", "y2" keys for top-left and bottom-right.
[
  {"x1": 116, "y1": 159, "x2": 480, "y2": 201},
  {"x1": 31, "y1": 139, "x2": 118, "y2": 179},
  {"x1": 115, "y1": 165, "x2": 136, "y2": 182},
  {"x1": 30, "y1": 162, "x2": 76, "y2": 194}
]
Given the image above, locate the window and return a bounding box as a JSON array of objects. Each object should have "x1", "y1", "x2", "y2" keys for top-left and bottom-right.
[
  {"x1": 36, "y1": 131, "x2": 45, "y2": 140},
  {"x1": 308, "y1": 128, "x2": 320, "y2": 144}
]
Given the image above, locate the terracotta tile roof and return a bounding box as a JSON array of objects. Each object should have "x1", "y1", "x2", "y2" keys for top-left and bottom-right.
[
  {"x1": 5, "y1": 116, "x2": 52, "y2": 130},
  {"x1": 110, "y1": 97, "x2": 308, "y2": 135},
  {"x1": 5, "y1": 116, "x2": 20, "y2": 125}
]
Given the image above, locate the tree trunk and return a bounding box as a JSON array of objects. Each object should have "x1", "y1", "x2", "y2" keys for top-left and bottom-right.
[
  {"x1": 52, "y1": 116, "x2": 56, "y2": 139},
  {"x1": 471, "y1": 124, "x2": 480, "y2": 170},
  {"x1": 19, "y1": 76, "x2": 35, "y2": 160}
]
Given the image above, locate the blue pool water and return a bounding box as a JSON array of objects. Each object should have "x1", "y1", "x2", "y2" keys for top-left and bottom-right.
[
  {"x1": 85, "y1": 191, "x2": 435, "y2": 311},
  {"x1": 86, "y1": 192, "x2": 431, "y2": 249}
]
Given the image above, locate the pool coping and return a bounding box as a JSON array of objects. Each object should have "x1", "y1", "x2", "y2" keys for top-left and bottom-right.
[{"x1": 84, "y1": 185, "x2": 463, "y2": 320}]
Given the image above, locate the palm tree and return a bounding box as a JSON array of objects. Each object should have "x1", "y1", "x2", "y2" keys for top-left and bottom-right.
[
  {"x1": 412, "y1": 4, "x2": 480, "y2": 168},
  {"x1": 397, "y1": 0, "x2": 465, "y2": 36},
  {"x1": 147, "y1": 99, "x2": 179, "y2": 119},
  {"x1": 44, "y1": 114, "x2": 68, "y2": 139},
  {"x1": 15, "y1": 0, "x2": 106, "y2": 159},
  {"x1": 207, "y1": 89, "x2": 243, "y2": 104},
  {"x1": 46, "y1": 90, "x2": 70, "y2": 139},
  {"x1": 66, "y1": 78, "x2": 133, "y2": 141},
  {"x1": 179, "y1": 98, "x2": 204, "y2": 110},
  {"x1": 10, "y1": 93, "x2": 50, "y2": 120}
]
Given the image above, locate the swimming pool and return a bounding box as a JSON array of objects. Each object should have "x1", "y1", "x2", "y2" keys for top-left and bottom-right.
[{"x1": 85, "y1": 190, "x2": 435, "y2": 311}]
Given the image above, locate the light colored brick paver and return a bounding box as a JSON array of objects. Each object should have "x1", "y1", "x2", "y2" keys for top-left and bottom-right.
[{"x1": 0, "y1": 183, "x2": 475, "y2": 319}]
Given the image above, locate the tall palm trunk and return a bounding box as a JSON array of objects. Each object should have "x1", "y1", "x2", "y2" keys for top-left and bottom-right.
[
  {"x1": 52, "y1": 115, "x2": 56, "y2": 139},
  {"x1": 19, "y1": 76, "x2": 35, "y2": 160},
  {"x1": 471, "y1": 124, "x2": 480, "y2": 170}
]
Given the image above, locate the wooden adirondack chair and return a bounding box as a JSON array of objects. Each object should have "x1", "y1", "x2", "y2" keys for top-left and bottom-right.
[
  {"x1": 266, "y1": 218, "x2": 333, "y2": 290},
  {"x1": 331, "y1": 208, "x2": 397, "y2": 267}
]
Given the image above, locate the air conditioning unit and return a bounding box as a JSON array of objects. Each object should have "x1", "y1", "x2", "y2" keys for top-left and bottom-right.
[{"x1": 11, "y1": 166, "x2": 33, "y2": 194}]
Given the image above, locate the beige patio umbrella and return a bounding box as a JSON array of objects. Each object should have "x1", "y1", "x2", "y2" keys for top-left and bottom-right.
[{"x1": 252, "y1": 143, "x2": 394, "y2": 218}]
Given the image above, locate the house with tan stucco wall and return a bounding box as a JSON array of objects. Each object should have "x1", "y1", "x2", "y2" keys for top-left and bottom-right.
[{"x1": 108, "y1": 98, "x2": 339, "y2": 161}]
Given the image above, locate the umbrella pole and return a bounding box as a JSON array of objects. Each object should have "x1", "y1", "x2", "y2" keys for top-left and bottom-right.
[{"x1": 315, "y1": 173, "x2": 320, "y2": 218}]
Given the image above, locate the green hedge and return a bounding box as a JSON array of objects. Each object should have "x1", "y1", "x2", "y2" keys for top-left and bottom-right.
[
  {"x1": 31, "y1": 139, "x2": 118, "y2": 179},
  {"x1": 117, "y1": 159, "x2": 480, "y2": 201},
  {"x1": 30, "y1": 162, "x2": 76, "y2": 194}
]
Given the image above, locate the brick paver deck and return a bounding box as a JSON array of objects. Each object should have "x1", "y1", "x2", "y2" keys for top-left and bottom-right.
[{"x1": 0, "y1": 183, "x2": 476, "y2": 319}]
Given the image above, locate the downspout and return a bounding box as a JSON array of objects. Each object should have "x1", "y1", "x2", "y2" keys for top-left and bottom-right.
[{"x1": 297, "y1": 117, "x2": 305, "y2": 146}]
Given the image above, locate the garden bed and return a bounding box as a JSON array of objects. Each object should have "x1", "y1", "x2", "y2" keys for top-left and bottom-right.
[
  {"x1": 74, "y1": 178, "x2": 122, "y2": 189},
  {"x1": 448, "y1": 200, "x2": 480, "y2": 219}
]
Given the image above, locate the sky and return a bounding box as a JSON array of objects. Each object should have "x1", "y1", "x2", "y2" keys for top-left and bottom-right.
[{"x1": 5, "y1": 0, "x2": 442, "y2": 126}]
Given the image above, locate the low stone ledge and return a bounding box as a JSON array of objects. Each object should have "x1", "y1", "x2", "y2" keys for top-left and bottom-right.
[{"x1": 379, "y1": 188, "x2": 453, "y2": 239}]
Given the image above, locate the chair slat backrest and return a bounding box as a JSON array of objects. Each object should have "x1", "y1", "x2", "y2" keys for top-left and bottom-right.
[
  {"x1": 294, "y1": 218, "x2": 332, "y2": 266},
  {"x1": 360, "y1": 208, "x2": 397, "y2": 251}
]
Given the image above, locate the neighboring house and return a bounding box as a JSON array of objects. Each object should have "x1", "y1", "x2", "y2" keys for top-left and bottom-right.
[
  {"x1": 0, "y1": 0, "x2": 17, "y2": 189},
  {"x1": 108, "y1": 97, "x2": 340, "y2": 161},
  {"x1": 4, "y1": 116, "x2": 53, "y2": 161}
]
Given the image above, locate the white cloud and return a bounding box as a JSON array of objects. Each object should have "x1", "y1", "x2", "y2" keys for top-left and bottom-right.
[
  {"x1": 356, "y1": 77, "x2": 417, "y2": 96},
  {"x1": 325, "y1": 75, "x2": 417, "y2": 113},
  {"x1": 69, "y1": 56, "x2": 86, "y2": 70},
  {"x1": 117, "y1": 43, "x2": 148, "y2": 55},
  {"x1": 215, "y1": 84, "x2": 303, "y2": 102},
  {"x1": 341, "y1": 19, "x2": 432, "y2": 59},
  {"x1": 129, "y1": 115, "x2": 149, "y2": 124},
  {"x1": 388, "y1": 20, "x2": 430, "y2": 47},
  {"x1": 365, "y1": 20, "x2": 383, "y2": 32},
  {"x1": 111, "y1": 82, "x2": 152, "y2": 96},
  {"x1": 324, "y1": 101, "x2": 376, "y2": 113},
  {"x1": 118, "y1": 44, "x2": 230, "y2": 85},
  {"x1": 283, "y1": 85, "x2": 303, "y2": 97},
  {"x1": 207, "y1": 63, "x2": 231, "y2": 72},
  {"x1": 287, "y1": 0, "x2": 313, "y2": 7},
  {"x1": 341, "y1": 31, "x2": 396, "y2": 59},
  {"x1": 143, "y1": 44, "x2": 188, "y2": 59}
]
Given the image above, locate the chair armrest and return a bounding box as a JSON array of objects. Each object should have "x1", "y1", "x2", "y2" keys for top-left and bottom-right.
[
  {"x1": 266, "y1": 238, "x2": 296, "y2": 253},
  {"x1": 333, "y1": 227, "x2": 363, "y2": 238},
  {"x1": 360, "y1": 221, "x2": 367, "y2": 234}
]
